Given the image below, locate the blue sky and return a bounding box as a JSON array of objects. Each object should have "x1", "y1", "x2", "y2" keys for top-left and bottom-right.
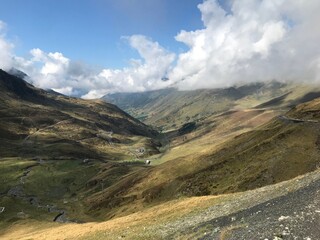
[
  {"x1": 0, "y1": 0, "x2": 203, "y2": 68},
  {"x1": 0, "y1": 0, "x2": 319, "y2": 98}
]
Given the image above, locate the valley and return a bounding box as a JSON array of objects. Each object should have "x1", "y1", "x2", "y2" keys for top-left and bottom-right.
[
  {"x1": 1, "y1": 70, "x2": 320, "y2": 239},
  {"x1": 1, "y1": 0, "x2": 320, "y2": 239}
]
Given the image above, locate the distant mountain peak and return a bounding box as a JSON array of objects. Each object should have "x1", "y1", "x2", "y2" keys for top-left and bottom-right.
[
  {"x1": 8, "y1": 68, "x2": 29, "y2": 79},
  {"x1": 0, "y1": 69, "x2": 39, "y2": 100}
]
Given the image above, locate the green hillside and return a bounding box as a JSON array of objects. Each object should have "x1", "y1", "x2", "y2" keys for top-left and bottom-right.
[
  {"x1": 84, "y1": 97, "x2": 320, "y2": 219},
  {"x1": 0, "y1": 69, "x2": 161, "y2": 228}
]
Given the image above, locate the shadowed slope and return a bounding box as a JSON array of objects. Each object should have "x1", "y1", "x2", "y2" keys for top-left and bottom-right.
[{"x1": 0, "y1": 69, "x2": 159, "y2": 159}]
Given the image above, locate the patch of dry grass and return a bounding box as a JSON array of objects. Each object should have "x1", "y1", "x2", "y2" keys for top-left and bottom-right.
[{"x1": 4, "y1": 168, "x2": 320, "y2": 240}]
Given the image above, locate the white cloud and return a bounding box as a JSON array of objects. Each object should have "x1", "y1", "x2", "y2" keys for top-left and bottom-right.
[
  {"x1": 82, "y1": 89, "x2": 109, "y2": 99},
  {"x1": 51, "y1": 86, "x2": 73, "y2": 95},
  {"x1": 81, "y1": 35, "x2": 176, "y2": 98},
  {"x1": 0, "y1": 33, "x2": 175, "y2": 98},
  {"x1": 170, "y1": 0, "x2": 320, "y2": 89},
  {"x1": 0, "y1": 21, "x2": 14, "y2": 71},
  {"x1": 253, "y1": 21, "x2": 286, "y2": 57}
]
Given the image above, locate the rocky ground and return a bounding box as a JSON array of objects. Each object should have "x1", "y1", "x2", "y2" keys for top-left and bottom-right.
[
  {"x1": 152, "y1": 169, "x2": 320, "y2": 239},
  {"x1": 197, "y1": 177, "x2": 320, "y2": 240}
]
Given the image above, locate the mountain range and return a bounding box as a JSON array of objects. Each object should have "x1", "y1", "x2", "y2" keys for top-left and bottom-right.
[
  {"x1": 103, "y1": 81, "x2": 320, "y2": 131},
  {"x1": 1, "y1": 69, "x2": 320, "y2": 239}
]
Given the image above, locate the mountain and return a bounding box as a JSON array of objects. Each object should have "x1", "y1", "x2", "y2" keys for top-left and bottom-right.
[
  {"x1": 0, "y1": 69, "x2": 162, "y2": 228},
  {"x1": 103, "y1": 81, "x2": 320, "y2": 131},
  {"x1": 1, "y1": 69, "x2": 320, "y2": 239},
  {"x1": 0, "y1": 69, "x2": 159, "y2": 159},
  {"x1": 7, "y1": 68, "x2": 29, "y2": 79},
  {"x1": 2, "y1": 92, "x2": 320, "y2": 239},
  {"x1": 82, "y1": 97, "x2": 320, "y2": 218}
]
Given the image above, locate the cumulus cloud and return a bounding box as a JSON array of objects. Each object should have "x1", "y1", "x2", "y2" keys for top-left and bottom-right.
[
  {"x1": 0, "y1": 21, "x2": 14, "y2": 70},
  {"x1": 0, "y1": 0, "x2": 320, "y2": 98},
  {"x1": 170, "y1": 0, "x2": 320, "y2": 89},
  {"x1": 0, "y1": 31, "x2": 175, "y2": 98},
  {"x1": 82, "y1": 35, "x2": 175, "y2": 98}
]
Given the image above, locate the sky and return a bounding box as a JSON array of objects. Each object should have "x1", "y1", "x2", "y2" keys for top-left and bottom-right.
[{"x1": 0, "y1": 0, "x2": 320, "y2": 98}]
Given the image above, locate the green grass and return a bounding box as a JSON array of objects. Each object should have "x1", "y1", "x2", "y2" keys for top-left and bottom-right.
[
  {"x1": 0, "y1": 158, "x2": 34, "y2": 193},
  {"x1": 0, "y1": 157, "x2": 105, "y2": 229},
  {"x1": 0, "y1": 158, "x2": 58, "y2": 230},
  {"x1": 23, "y1": 160, "x2": 101, "y2": 220},
  {"x1": 0, "y1": 196, "x2": 58, "y2": 231},
  {"x1": 0, "y1": 156, "x2": 154, "y2": 232}
]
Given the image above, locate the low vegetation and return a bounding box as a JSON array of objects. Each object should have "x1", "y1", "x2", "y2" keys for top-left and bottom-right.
[{"x1": 1, "y1": 69, "x2": 320, "y2": 239}]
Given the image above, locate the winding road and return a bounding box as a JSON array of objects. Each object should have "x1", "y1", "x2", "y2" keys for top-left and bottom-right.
[
  {"x1": 23, "y1": 119, "x2": 71, "y2": 143},
  {"x1": 278, "y1": 115, "x2": 319, "y2": 124}
]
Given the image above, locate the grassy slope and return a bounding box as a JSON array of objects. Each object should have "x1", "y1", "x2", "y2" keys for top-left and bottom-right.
[
  {"x1": 0, "y1": 69, "x2": 159, "y2": 160},
  {"x1": 0, "y1": 70, "x2": 161, "y2": 228},
  {"x1": 3, "y1": 168, "x2": 320, "y2": 240},
  {"x1": 84, "y1": 98, "x2": 320, "y2": 220},
  {"x1": 8, "y1": 97, "x2": 313, "y2": 239}
]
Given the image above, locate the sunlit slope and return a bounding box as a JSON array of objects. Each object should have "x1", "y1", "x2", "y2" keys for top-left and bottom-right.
[
  {"x1": 86, "y1": 98, "x2": 320, "y2": 217},
  {"x1": 3, "y1": 167, "x2": 320, "y2": 240},
  {"x1": 104, "y1": 81, "x2": 320, "y2": 131}
]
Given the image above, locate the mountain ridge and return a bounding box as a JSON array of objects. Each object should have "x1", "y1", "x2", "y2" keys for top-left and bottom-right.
[{"x1": 103, "y1": 81, "x2": 320, "y2": 131}]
